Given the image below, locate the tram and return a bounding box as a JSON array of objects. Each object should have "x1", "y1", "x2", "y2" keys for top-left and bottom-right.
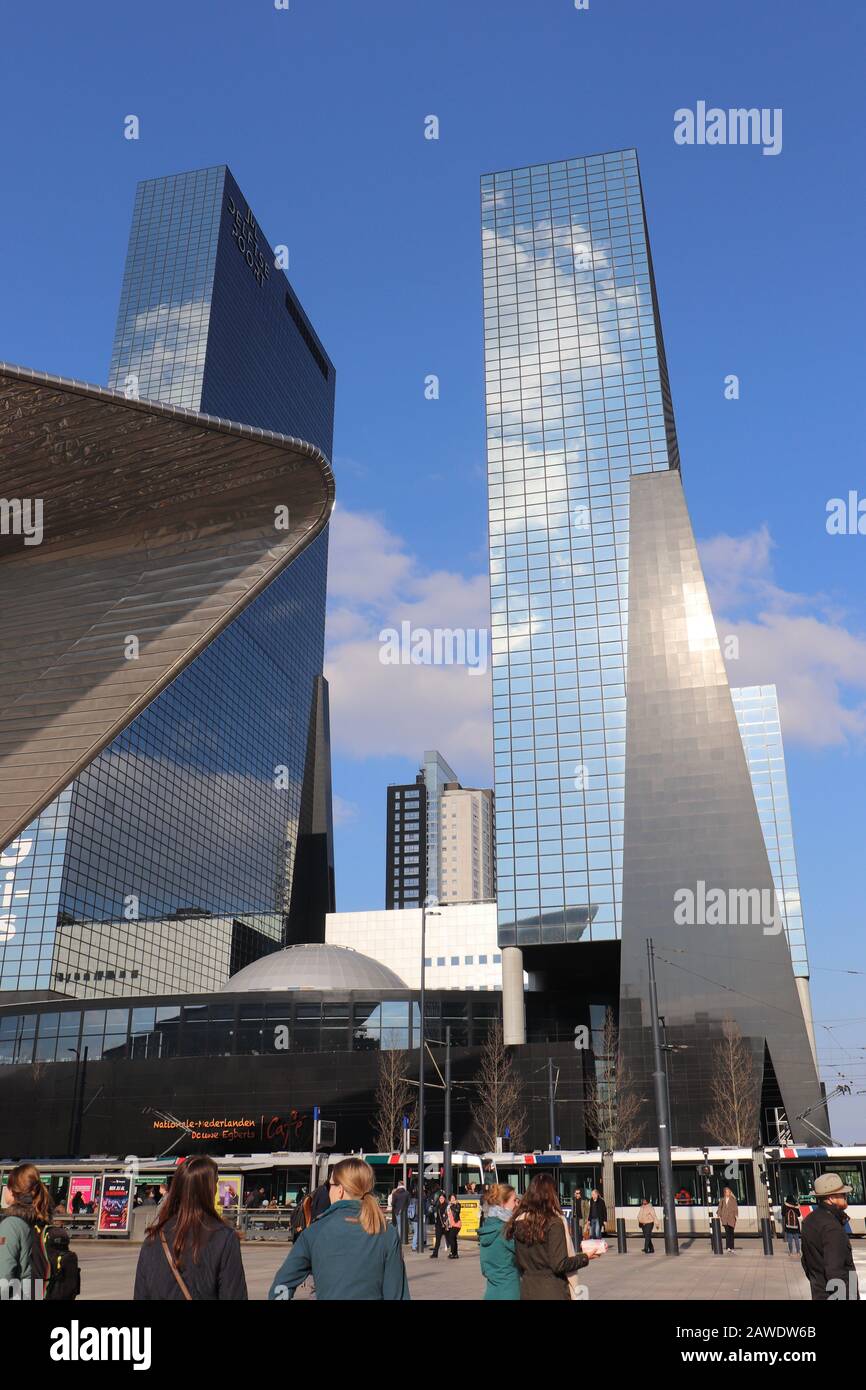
[{"x1": 483, "y1": 1146, "x2": 866, "y2": 1236}]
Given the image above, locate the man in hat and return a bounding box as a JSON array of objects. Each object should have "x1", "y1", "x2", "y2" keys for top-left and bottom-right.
[{"x1": 800, "y1": 1173, "x2": 859, "y2": 1300}]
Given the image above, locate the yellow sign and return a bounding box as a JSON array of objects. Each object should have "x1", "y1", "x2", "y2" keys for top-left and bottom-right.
[{"x1": 458, "y1": 1197, "x2": 482, "y2": 1239}]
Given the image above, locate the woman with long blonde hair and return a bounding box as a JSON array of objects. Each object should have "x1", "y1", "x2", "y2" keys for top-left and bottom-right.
[{"x1": 269, "y1": 1157, "x2": 409, "y2": 1301}]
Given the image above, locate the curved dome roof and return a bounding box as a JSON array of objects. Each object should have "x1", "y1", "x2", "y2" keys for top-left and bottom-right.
[{"x1": 221, "y1": 943, "x2": 407, "y2": 993}]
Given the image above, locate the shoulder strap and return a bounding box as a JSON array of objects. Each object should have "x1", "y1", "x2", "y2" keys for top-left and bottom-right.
[{"x1": 159, "y1": 1231, "x2": 193, "y2": 1301}]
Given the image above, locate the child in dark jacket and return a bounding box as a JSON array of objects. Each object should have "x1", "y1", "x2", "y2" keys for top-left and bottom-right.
[{"x1": 44, "y1": 1228, "x2": 81, "y2": 1301}]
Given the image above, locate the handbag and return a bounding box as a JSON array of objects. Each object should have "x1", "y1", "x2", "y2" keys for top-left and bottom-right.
[{"x1": 160, "y1": 1231, "x2": 193, "y2": 1301}]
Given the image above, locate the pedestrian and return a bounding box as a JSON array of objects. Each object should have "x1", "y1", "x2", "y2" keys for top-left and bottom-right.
[
  {"x1": 507, "y1": 1171, "x2": 603, "y2": 1301},
  {"x1": 800, "y1": 1173, "x2": 859, "y2": 1301},
  {"x1": 268, "y1": 1158, "x2": 409, "y2": 1301},
  {"x1": 44, "y1": 1226, "x2": 81, "y2": 1301},
  {"x1": 446, "y1": 1193, "x2": 462, "y2": 1259},
  {"x1": 430, "y1": 1192, "x2": 450, "y2": 1259},
  {"x1": 0, "y1": 1163, "x2": 52, "y2": 1299},
  {"x1": 310, "y1": 1176, "x2": 331, "y2": 1221},
  {"x1": 781, "y1": 1194, "x2": 802, "y2": 1256},
  {"x1": 572, "y1": 1190, "x2": 584, "y2": 1230},
  {"x1": 478, "y1": 1183, "x2": 520, "y2": 1301},
  {"x1": 407, "y1": 1184, "x2": 420, "y2": 1252},
  {"x1": 717, "y1": 1186, "x2": 739, "y2": 1252},
  {"x1": 133, "y1": 1155, "x2": 247, "y2": 1300},
  {"x1": 588, "y1": 1187, "x2": 607, "y2": 1239},
  {"x1": 638, "y1": 1198, "x2": 657, "y2": 1254},
  {"x1": 390, "y1": 1180, "x2": 409, "y2": 1234}
]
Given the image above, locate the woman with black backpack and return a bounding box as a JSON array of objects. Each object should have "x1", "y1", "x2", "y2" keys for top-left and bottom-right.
[
  {"x1": 133, "y1": 1155, "x2": 247, "y2": 1300},
  {"x1": 0, "y1": 1163, "x2": 53, "y2": 1299}
]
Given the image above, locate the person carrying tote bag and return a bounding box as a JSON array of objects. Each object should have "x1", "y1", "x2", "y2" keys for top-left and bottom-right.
[{"x1": 507, "y1": 1172, "x2": 604, "y2": 1302}]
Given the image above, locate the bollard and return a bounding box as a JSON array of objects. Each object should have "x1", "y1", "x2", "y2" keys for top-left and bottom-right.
[
  {"x1": 760, "y1": 1217, "x2": 774, "y2": 1256},
  {"x1": 616, "y1": 1217, "x2": 628, "y2": 1253},
  {"x1": 710, "y1": 1217, "x2": 723, "y2": 1255}
]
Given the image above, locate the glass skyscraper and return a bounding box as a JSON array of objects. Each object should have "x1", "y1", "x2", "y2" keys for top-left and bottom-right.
[
  {"x1": 0, "y1": 166, "x2": 335, "y2": 998},
  {"x1": 482, "y1": 149, "x2": 826, "y2": 1142},
  {"x1": 484, "y1": 148, "x2": 677, "y2": 952}
]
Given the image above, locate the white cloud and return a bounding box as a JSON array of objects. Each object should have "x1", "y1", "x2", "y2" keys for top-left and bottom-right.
[
  {"x1": 700, "y1": 527, "x2": 866, "y2": 747},
  {"x1": 332, "y1": 795, "x2": 360, "y2": 827},
  {"x1": 325, "y1": 508, "x2": 492, "y2": 779}
]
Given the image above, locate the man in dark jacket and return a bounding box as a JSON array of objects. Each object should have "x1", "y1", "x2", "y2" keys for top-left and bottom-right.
[
  {"x1": 800, "y1": 1173, "x2": 859, "y2": 1301},
  {"x1": 310, "y1": 1179, "x2": 332, "y2": 1222},
  {"x1": 390, "y1": 1181, "x2": 409, "y2": 1231}
]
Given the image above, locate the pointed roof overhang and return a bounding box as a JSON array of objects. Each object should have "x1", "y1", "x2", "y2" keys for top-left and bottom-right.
[{"x1": 0, "y1": 362, "x2": 335, "y2": 852}]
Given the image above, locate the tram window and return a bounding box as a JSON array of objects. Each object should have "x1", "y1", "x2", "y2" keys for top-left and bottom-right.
[
  {"x1": 619, "y1": 1165, "x2": 660, "y2": 1206},
  {"x1": 564, "y1": 1169, "x2": 600, "y2": 1202},
  {"x1": 819, "y1": 1164, "x2": 864, "y2": 1205},
  {"x1": 707, "y1": 1165, "x2": 751, "y2": 1205},
  {"x1": 672, "y1": 1166, "x2": 700, "y2": 1205},
  {"x1": 776, "y1": 1165, "x2": 816, "y2": 1205}
]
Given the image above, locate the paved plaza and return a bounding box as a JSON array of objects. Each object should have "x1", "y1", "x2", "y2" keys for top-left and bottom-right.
[{"x1": 62, "y1": 1234, "x2": 866, "y2": 1301}]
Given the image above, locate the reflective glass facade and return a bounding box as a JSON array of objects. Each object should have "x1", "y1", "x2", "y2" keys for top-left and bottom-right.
[
  {"x1": 482, "y1": 149, "x2": 679, "y2": 949},
  {"x1": 732, "y1": 684, "x2": 809, "y2": 976},
  {"x1": 0, "y1": 166, "x2": 335, "y2": 996}
]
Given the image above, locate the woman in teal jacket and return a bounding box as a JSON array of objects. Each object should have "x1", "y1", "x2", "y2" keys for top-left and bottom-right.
[
  {"x1": 269, "y1": 1158, "x2": 409, "y2": 1302},
  {"x1": 478, "y1": 1184, "x2": 520, "y2": 1300}
]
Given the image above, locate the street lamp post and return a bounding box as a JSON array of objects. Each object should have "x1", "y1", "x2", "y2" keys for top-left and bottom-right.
[
  {"x1": 647, "y1": 939, "x2": 679, "y2": 1255},
  {"x1": 443, "y1": 1025, "x2": 452, "y2": 1199},
  {"x1": 417, "y1": 897, "x2": 440, "y2": 1251}
]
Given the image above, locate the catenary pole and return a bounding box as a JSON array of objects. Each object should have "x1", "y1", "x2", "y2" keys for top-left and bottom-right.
[{"x1": 647, "y1": 938, "x2": 679, "y2": 1255}]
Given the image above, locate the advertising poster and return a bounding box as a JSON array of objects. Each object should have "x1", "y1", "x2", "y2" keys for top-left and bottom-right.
[
  {"x1": 97, "y1": 1174, "x2": 133, "y2": 1234},
  {"x1": 218, "y1": 1175, "x2": 243, "y2": 1211},
  {"x1": 457, "y1": 1197, "x2": 481, "y2": 1240},
  {"x1": 68, "y1": 1174, "x2": 96, "y2": 1209}
]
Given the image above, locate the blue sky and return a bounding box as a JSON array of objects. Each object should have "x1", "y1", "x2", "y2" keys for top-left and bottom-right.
[{"x1": 2, "y1": 0, "x2": 865, "y2": 1138}]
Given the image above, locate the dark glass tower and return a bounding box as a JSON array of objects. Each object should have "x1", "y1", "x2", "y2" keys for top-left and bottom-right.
[{"x1": 0, "y1": 166, "x2": 335, "y2": 998}]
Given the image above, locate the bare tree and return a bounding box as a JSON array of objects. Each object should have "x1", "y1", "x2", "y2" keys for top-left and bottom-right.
[
  {"x1": 703, "y1": 1020, "x2": 761, "y2": 1146},
  {"x1": 372, "y1": 1045, "x2": 413, "y2": 1153},
  {"x1": 470, "y1": 1020, "x2": 527, "y2": 1152},
  {"x1": 584, "y1": 1008, "x2": 645, "y2": 1150}
]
